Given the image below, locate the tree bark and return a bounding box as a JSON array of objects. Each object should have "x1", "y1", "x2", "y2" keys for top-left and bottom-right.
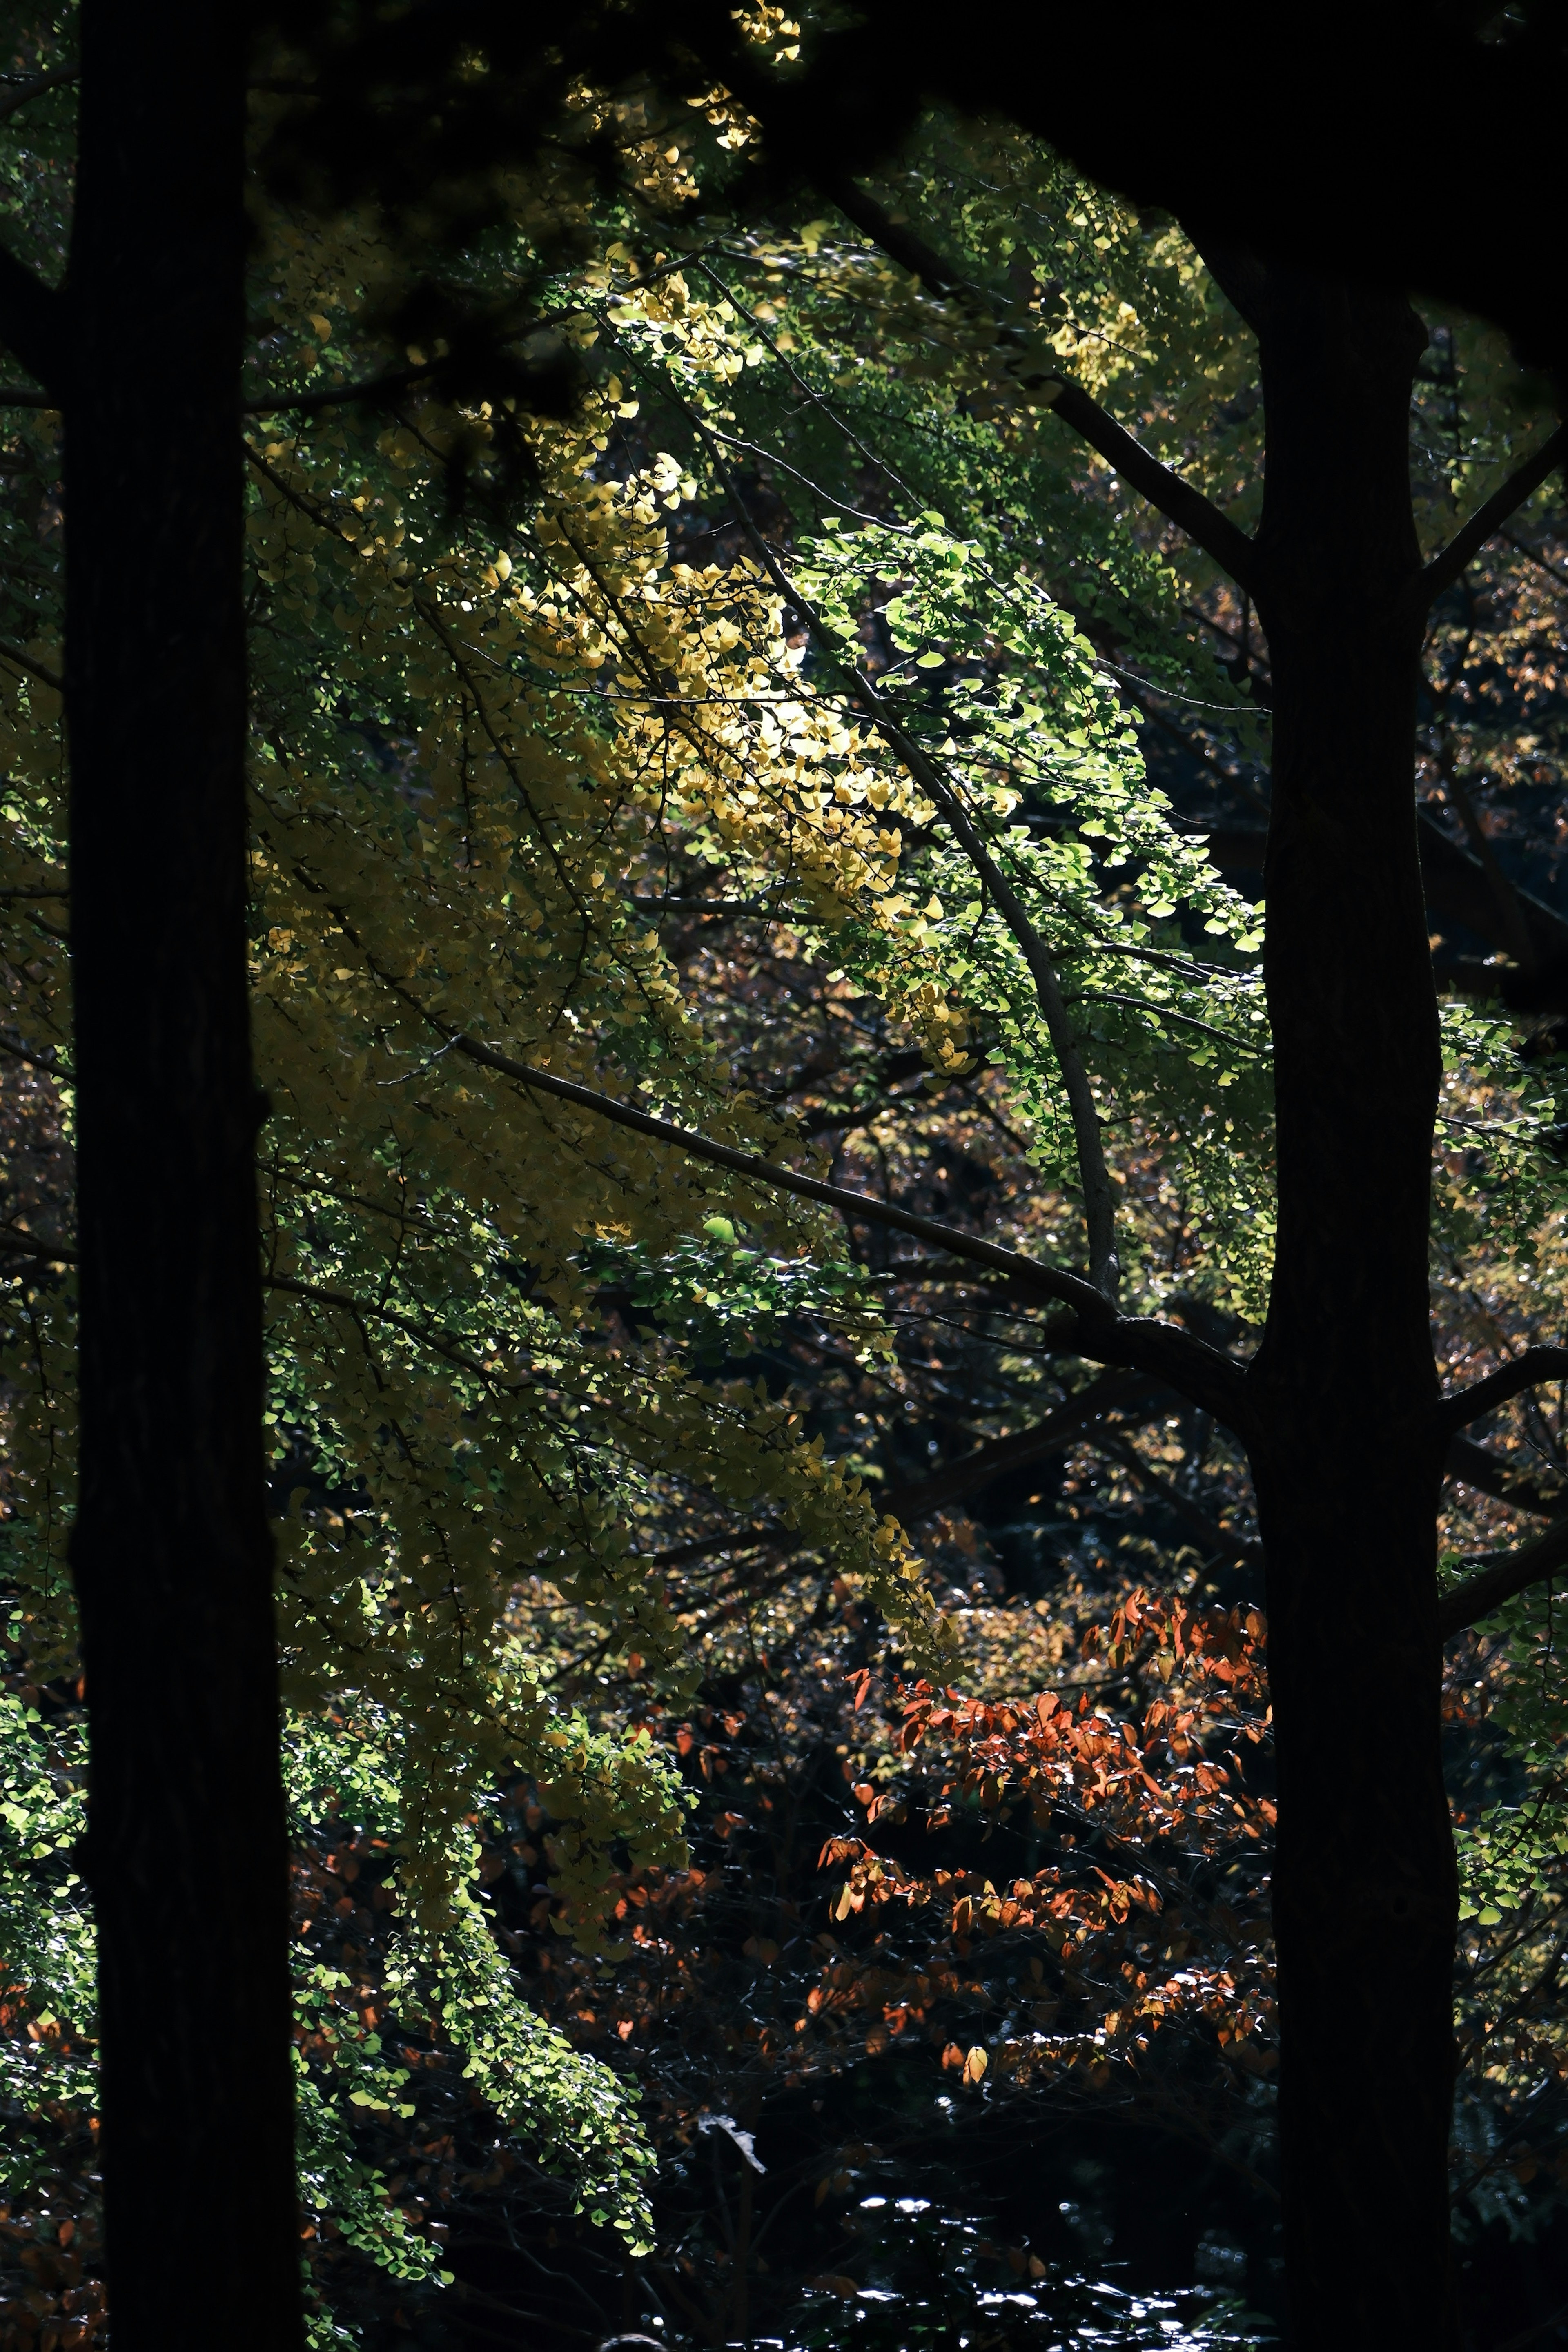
[
  {"x1": 1222, "y1": 260, "x2": 1458, "y2": 2348},
  {"x1": 65, "y1": 6, "x2": 301, "y2": 2343}
]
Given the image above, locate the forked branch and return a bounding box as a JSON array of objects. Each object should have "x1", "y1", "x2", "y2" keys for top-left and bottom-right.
[
  {"x1": 1436, "y1": 1345, "x2": 1568, "y2": 1437},
  {"x1": 1448, "y1": 1433, "x2": 1568, "y2": 1521},
  {"x1": 1420, "y1": 425, "x2": 1566, "y2": 611},
  {"x1": 1440, "y1": 1512, "x2": 1568, "y2": 1641}
]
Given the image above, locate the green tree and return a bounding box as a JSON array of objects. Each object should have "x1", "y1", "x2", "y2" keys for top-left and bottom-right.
[
  {"x1": 445, "y1": 93, "x2": 1565, "y2": 2345},
  {"x1": 2, "y1": 9, "x2": 1567, "y2": 2348}
]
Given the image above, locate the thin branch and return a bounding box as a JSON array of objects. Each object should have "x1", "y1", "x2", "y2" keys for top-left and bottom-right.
[
  {"x1": 0, "y1": 366, "x2": 438, "y2": 416},
  {"x1": 1436, "y1": 1347, "x2": 1568, "y2": 1437},
  {"x1": 242, "y1": 363, "x2": 436, "y2": 416},
  {"x1": 0, "y1": 1226, "x2": 71, "y2": 1265},
  {"x1": 1440, "y1": 1512, "x2": 1568, "y2": 1641},
  {"x1": 1438, "y1": 746, "x2": 1537, "y2": 972},
  {"x1": 0, "y1": 64, "x2": 76, "y2": 124},
  {"x1": 1068, "y1": 988, "x2": 1265, "y2": 1057},
  {"x1": 446, "y1": 1033, "x2": 1108, "y2": 1316},
  {"x1": 821, "y1": 176, "x2": 1256, "y2": 591},
  {"x1": 0, "y1": 1030, "x2": 71, "y2": 1080},
  {"x1": 1448, "y1": 1433, "x2": 1568, "y2": 1521},
  {"x1": 879, "y1": 1370, "x2": 1161, "y2": 1524},
  {"x1": 0, "y1": 1228, "x2": 516, "y2": 1391},
  {"x1": 261, "y1": 1269, "x2": 517, "y2": 1387},
  {"x1": 1094, "y1": 1429, "x2": 1262, "y2": 1566},
  {"x1": 1420, "y1": 426, "x2": 1566, "y2": 610},
  {"x1": 630, "y1": 891, "x2": 787, "y2": 920},
  {"x1": 799, "y1": 1078, "x2": 933, "y2": 1138},
  {"x1": 1503, "y1": 528, "x2": 1568, "y2": 596},
  {"x1": 435, "y1": 1028, "x2": 1252, "y2": 1429},
  {"x1": 673, "y1": 398, "x2": 1122, "y2": 1298}
]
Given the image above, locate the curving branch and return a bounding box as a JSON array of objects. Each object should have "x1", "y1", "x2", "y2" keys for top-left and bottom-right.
[
  {"x1": 0, "y1": 1065, "x2": 1248, "y2": 1431},
  {"x1": 1447, "y1": 1433, "x2": 1568, "y2": 1521},
  {"x1": 1440, "y1": 1512, "x2": 1568, "y2": 1642},
  {"x1": 241, "y1": 363, "x2": 436, "y2": 415},
  {"x1": 0, "y1": 365, "x2": 442, "y2": 417},
  {"x1": 0, "y1": 1029, "x2": 71, "y2": 1080},
  {"x1": 822, "y1": 176, "x2": 1256, "y2": 590},
  {"x1": 450, "y1": 1034, "x2": 1111, "y2": 1314},
  {"x1": 1419, "y1": 425, "x2": 1566, "y2": 612},
  {"x1": 1436, "y1": 1346, "x2": 1568, "y2": 1437},
  {"x1": 437, "y1": 1029, "x2": 1253, "y2": 1430},
  {"x1": 0, "y1": 1227, "x2": 517, "y2": 1389}
]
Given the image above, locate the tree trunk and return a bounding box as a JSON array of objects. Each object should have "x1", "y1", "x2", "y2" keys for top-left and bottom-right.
[
  {"x1": 65, "y1": 7, "x2": 301, "y2": 2343},
  {"x1": 1229, "y1": 262, "x2": 1458, "y2": 2347}
]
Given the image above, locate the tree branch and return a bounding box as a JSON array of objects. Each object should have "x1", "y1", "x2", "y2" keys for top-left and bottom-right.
[
  {"x1": 0, "y1": 1055, "x2": 1245, "y2": 1432},
  {"x1": 1044, "y1": 381, "x2": 1258, "y2": 590},
  {"x1": 1440, "y1": 1512, "x2": 1568, "y2": 1642},
  {"x1": 241, "y1": 363, "x2": 435, "y2": 415},
  {"x1": 0, "y1": 641, "x2": 64, "y2": 690},
  {"x1": 1419, "y1": 426, "x2": 1566, "y2": 611},
  {"x1": 1439, "y1": 749, "x2": 1539, "y2": 973},
  {"x1": 0, "y1": 365, "x2": 439, "y2": 416},
  {"x1": 439, "y1": 1030, "x2": 1253, "y2": 1428},
  {"x1": 1436, "y1": 1347, "x2": 1568, "y2": 1437},
  {"x1": 0, "y1": 1030, "x2": 71, "y2": 1081},
  {"x1": 0, "y1": 1227, "x2": 517, "y2": 1389},
  {"x1": 671, "y1": 398, "x2": 1123, "y2": 1298},
  {"x1": 0, "y1": 65, "x2": 77, "y2": 125},
  {"x1": 1094, "y1": 1428, "x2": 1262, "y2": 1566},
  {"x1": 880, "y1": 1370, "x2": 1162, "y2": 1524},
  {"x1": 450, "y1": 1034, "x2": 1110, "y2": 1314},
  {"x1": 822, "y1": 175, "x2": 1256, "y2": 590},
  {"x1": 1448, "y1": 1433, "x2": 1568, "y2": 1521},
  {"x1": 0, "y1": 1225, "x2": 71, "y2": 1265}
]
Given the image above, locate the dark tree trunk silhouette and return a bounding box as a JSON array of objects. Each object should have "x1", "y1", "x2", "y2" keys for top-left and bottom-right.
[
  {"x1": 1225, "y1": 261, "x2": 1459, "y2": 2348},
  {"x1": 63, "y1": 5, "x2": 301, "y2": 2343}
]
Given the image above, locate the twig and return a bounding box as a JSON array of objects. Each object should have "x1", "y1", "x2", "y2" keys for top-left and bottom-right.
[{"x1": 1420, "y1": 427, "x2": 1567, "y2": 609}]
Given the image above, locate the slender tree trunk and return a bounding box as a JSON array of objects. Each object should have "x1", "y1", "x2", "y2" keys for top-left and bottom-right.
[
  {"x1": 65, "y1": 7, "x2": 301, "y2": 2343},
  {"x1": 1227, "y1": 263, "x2": 1458, "y2": 2346}
]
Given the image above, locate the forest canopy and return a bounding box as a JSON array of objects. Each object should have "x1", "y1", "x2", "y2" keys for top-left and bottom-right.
[{"x1": 2, "y1": 8, "x2": 1568, "y2": 2351}]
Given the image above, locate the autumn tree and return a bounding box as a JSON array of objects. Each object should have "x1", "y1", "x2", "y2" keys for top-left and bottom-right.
[
  {"x1": 1, "y1": 42, "x2": 955, "y2": 2345},
  {"x1": 2, "y1": 7, "x2": 1568, "y2": 2349},
  {"x1": 535, "y1": 51, "x2": 1565, "y2": 2343}
]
